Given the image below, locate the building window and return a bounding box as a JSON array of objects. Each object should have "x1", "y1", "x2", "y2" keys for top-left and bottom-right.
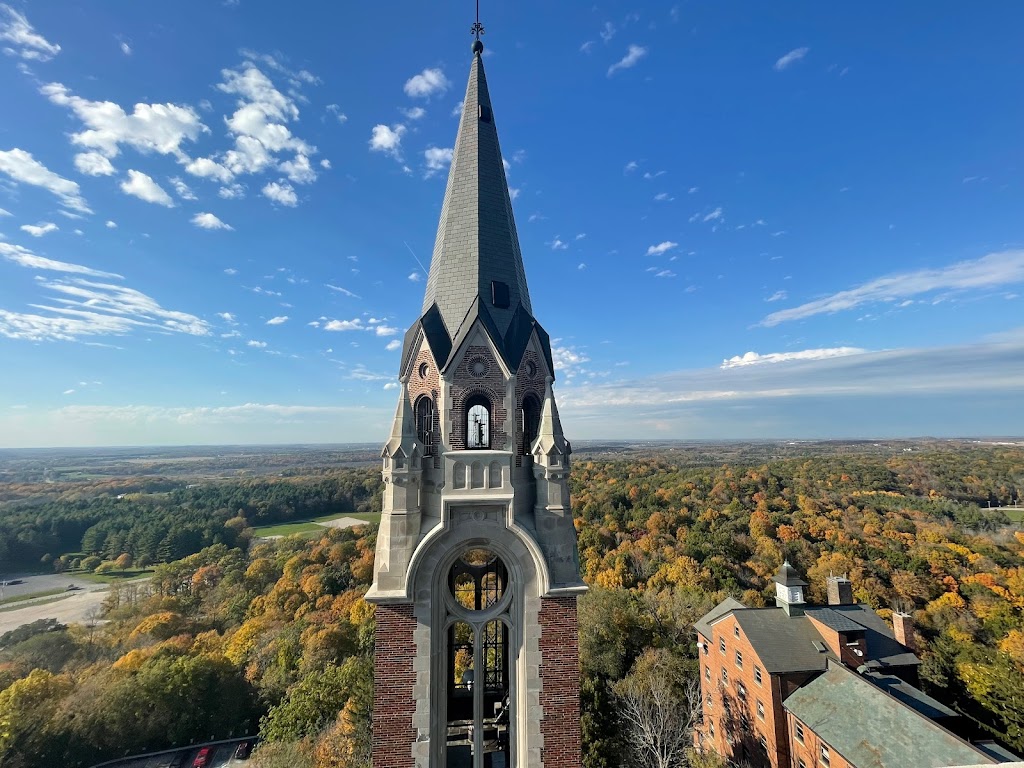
[
  {"x1": 759, "y1": 734, "x2": 768, "y2": 752},
  {"x1": 821, "y1": 745, "x2": 831, "y2": 767},
  {"x1": 705, "y1": 666, "x2": 711, "y2": 682},
  {"x1": 465, "y1": 394, "x2": 491, "y2": 449},
  {"x1": 416, "y1": 396, "x2": 435, "y2": 456},
  {"x1": 521, "y1": 394, "x2": 540, "y2": 453},
  {"x1": 737, "y1": 682, "x2": 747, "y2": 701},
  {"x1": 799, "y1": 760, "x2": 807, "y2": 768},
  {"x1": 735, "y1": 650, "x2": 743, "y2": 669},
  {"x1": 756, "y1": 700, "x2": 765, "y2": 720},
  {"x1": 795, "y1": 722, "x2": 805, "y2": 744},
  {"x1": 705, "y1": 694, "x2": 712, "y2": 710},
  {"x1": 709, "y1": 720, "x2": 715, "y2": 739},
  {"x1": 754, "y1": 665, "x2": 763, "y2": 685},
  {"x1": 719, "y1": 638, "x2": 726, "y2": 654},
  {"x1": 734, "y1": 624, "x2": 740, "y2": 638},
  {"x1": 721, "y1": 668, "x2": 728, "y2": 685}
]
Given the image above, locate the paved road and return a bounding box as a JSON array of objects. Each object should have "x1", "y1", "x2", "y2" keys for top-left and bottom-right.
[
  {"x1": 91, "y1": 739, "x2": 253, "y2": 768},
  {"x1": 0, "y1": 587, "x2": 109, "y2": 635},
  {"x1": 0, "y1": 571, "x2": 103, "y2": 601}
]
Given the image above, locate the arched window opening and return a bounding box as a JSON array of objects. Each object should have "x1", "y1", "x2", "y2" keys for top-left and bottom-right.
[
  {"x1": 446, "y1": 550, "x2": 512, "y2": 767},
  {"x1": 466, "y1": 394, "x2": 491, "y2": 449},
  {"x1": 521, "y1": 395, "x2": 540, "y2": 454},
  {"x1": 488, "y1": 461, "x2": 502, "y2": 489},
  {"x1": 453, "y1": 462, "x2": 467, "y2": 489},
  {"x1": 471, "y1": 461, "x2": 484, "y2": 489},
  {"x1": 416, "y1": 396, "x2": 435, "y2": 456}
]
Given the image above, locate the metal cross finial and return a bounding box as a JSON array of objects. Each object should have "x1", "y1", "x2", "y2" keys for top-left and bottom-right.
[{"x1": 471, "y1": 0, "x2": 485, "y2": 41}]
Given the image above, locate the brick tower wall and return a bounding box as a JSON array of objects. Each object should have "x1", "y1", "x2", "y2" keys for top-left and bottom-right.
[
  {"x1": 373, "y1": 603, "x2": 417, "y2": 768},
  {"x1": 538, "y1": 595, "x2": 582, "y2": 768}
]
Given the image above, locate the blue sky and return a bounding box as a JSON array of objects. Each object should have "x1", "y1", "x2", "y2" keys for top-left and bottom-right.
[{"x1": 0, "y1": 1, "x2": 1023, "y2": 447}]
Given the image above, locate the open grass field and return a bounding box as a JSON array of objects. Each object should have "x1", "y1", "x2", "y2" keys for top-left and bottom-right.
[
  {"x1": 0, "y1": 587, "x2": 66, "y2": 607},
  {"x1": 1001, "y1": 508, "x2": 1024, "y2": 523},
  {"x1": 252, "y1": 511, "x2": 379, "y2": 538}
]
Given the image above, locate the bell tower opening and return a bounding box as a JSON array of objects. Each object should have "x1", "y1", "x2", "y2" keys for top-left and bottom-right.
[
  {"x1": 466, "y1": 395, "x2": 491, "y2": 449},
  {"x1": 445, "y1": 549, "x2": 513, "y2": 767},
  {"x1": 417, "y1": 395, "x2": 436, "y2": 456},
  {"x1": 521, "y1": 395, "x2": 540, "y2": 454}
]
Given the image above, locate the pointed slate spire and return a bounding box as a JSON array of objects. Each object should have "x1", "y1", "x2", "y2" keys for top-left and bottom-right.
[
  {"x1": 532, "y1": 376, "x2": 569, "y2": 457},
  {"x1": 421, "y1": 43, "x2": 532, "y2": 339},
  {"x1": 382, "y1": 379, "x2": 418, "y2": 459}
]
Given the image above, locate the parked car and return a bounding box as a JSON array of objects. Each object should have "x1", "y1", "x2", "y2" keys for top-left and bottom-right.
[
  {"x1": 234, "y1": 740, "x2": 254, "y2": 759},
  {"x1": 191, "y1": 747, "x2": 211, "y2": 768}
]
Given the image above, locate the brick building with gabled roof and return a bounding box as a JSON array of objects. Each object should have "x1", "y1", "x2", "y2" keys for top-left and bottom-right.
[{"x1": 693, "y1": 562, "x2": 1018, "y2": 768}]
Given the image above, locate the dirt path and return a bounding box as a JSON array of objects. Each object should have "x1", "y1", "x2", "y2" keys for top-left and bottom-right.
[{"x1": 0, "y1": 588, "x2": 108, "y2": 634}]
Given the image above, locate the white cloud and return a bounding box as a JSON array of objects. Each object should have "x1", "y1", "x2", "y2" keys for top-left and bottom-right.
[
  {"x1": 703, "y1": 207, "x2": 723, "y2": 222},
  {"x1": 0, "y1": 275, "x2": 209, "y2": 342},
  {"x1": 374, "y1": 325, "x2": 399, "y2": 337},
  {"x1": 279, "y1": 153, "x2": 316, "y2": 184},
  {"x1": 191, "y1": 212, "x2": 233, "y2": 230},
  {"x1": 653, "y1": 269, "x2": 676, "y2": 278},
  {"x1": 0, "y1": 5, "x2": 60, "y2": 61},
  {"x1": 0, "y1": 207, "x2": 10, "y2": 216},
  {"x1": 424, "y1": 146, "x2": 453, "y2": 176},
  {"x1": 326, "y1": 104, "x2": 348, "y2": 124},
  {"x1": 105, "y1": 220, "x2": 117, "y2": 228},
  {"x1": 1, "y1": 242, "x2": 121, "y2": 278},
  {"x1": 385, "y1": 339, "x2": 401, "y2": 351},
  {"x1": 41, "y1": 82, "x2": 205, "y2": 160},
  {"x1": 320, "y1": 159, "x2": 331, "y2": 170},
  {"x1": 402, "y1": 106, "x2": 426, "y2": 120},
  {"x1": 404, "y1": 67, "x2": 450, "y2": 98},
  {"x1": 0, "y1": 148, "x2": 91, "y2": 213},
  {"x1": 266, "y1": 315, "x2": 288, "y2": 325},
  {"x1": 549, "y1": 238, "x2": 569, "y2": 251},
  {"x1": 646, "y1": 241, "x2": 678, "y2": 256},
  {"x1": 624, "y1": 161, "x2": 638, "y2": 174},
  {"x1": 599, "y1": 21, "x2": 616, "y2": 43},
  {"x1": 761, "y1": 249, "x2": 1024, "y2": 327},
  {"x1": 120, "y1": 41, "x2": 131, "y2": 56},
  {"x1": 774, "y1": 47, "x2": 809, "y2": 71},
  {"x1": 63, "y1": 389, "x2": 75, "y2": 395},
  {"x1": 324, "y1": 318, "x2": 364, "y2": 332},
  {"x1": 223, "y1": 268, "x2": 237, "y2": 275},
  {"x1": 73, "y1": 152, "x2": 116, "y2": 177},
  {"x1": 326, "y1": 283, "x2": 361, "y2": 298},
  {"x1": 120, "y1": 169, "x2": 174, "y2": 206},
  {"x1": 451, "y1": 100, "x2": 464, "y2": 117},
  {"x1": 608, "y1": 44, "x2": 648, "y2": 77},
  {"x1": 19, "y1": 222, "x2": 57, "y2": 237},
  {"x1": 218, "y1": 183, "x2": 245, "y2": 199},
  {"x1": 654, "y1": 192, "x2": 674, "y2": 202},
  {"x1": 170, "y1": 176, "x2": 197, "y2": 200},
  {"x1": 261, "y1": 180, "x2": 297, "y2": 206},
  {"x1": 383, "y1": 381, "x2": 399, "y2": 390},
  {"x1": 369, "y1": 124, "x2": 406, "y2": 158},
  {"x1": 580, "y1": 41, "x2": 595, "y2": 54},
  {"x1": 185, "y1": 157, "x2": 234, "y2": 183},
  {"x1": 552, "y1": 343, "x2": 591, "y2": 380},
  {"x1": 765, "y1": 290, "x2": 787, "y2": 303},
  {"x1": 217, "y1": 311, "x2": 237, "y2": 324},
  {"x1": 721, "y1": 347, "x2": 868, "y2": 369},
  {"x1": 408, "y1": 272, "x2": 422, "y2": 282},
  {"x1": 246, "y1": 340, "x2": 267, "y2": 348}
]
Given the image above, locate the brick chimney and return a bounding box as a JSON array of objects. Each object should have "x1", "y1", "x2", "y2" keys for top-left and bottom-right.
[
  {"x1": 827, "y1": 575, "x2": 854, "y2": 606},
  {"x1": 893, "y1": 611, "x2": 916, "y2": 651}
]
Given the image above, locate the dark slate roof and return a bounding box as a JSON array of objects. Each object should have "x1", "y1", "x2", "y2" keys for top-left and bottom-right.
[
  {"x1": 732, "y1": 609, "x2": 831, "y2": 674},
  {"x1": 862, "y1": 672, "x2": 958, "y2": 721},
  {"x1": 805, "y1": 607, "x2": 866, "y2": 634},
  {"x1": 784, "y1": 664, "x2": 996, "y2": 768},
  {"x1": 694, "y1": 597, "x2": 746, "y2": 641},
  {"x1": 774, "y1": 561, "x2": 809, "y2": 587},
  {"x1": 816, "y1": 604, "x2": 921, "y2": 670},
  {"x1": 420, "y1": 47, "x2": 531, "y2": 339}
]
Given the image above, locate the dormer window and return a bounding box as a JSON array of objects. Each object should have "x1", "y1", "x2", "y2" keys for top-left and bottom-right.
[
  {"x1": 466, "y1": 395, "x2": 491, "y2": 449},
  {"x1": 416, "y1": 396, "x2": 435, "y2": 456}
]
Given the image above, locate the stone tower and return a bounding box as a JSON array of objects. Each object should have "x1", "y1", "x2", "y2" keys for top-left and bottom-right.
[{"x1": 363, "y1": 36, "x2": 586, "y2": 768}]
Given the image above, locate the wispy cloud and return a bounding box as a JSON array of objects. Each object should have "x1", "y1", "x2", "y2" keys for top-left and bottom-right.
[
  {"x1": 761, "y1": 249, "x2": 1024, "y2": 327},
  {"x1": 0, "y1": 148, "x2": 91, "y2": 213},
  {"x1": 1, "y1": 242, "x2": 121, "y2": 278},
  {"x1": 765, "y1": 290, "x2": 787, "y2": 303},
  {"x1": 191, "y1": 212, "x2": 233, "y2": 230},
  {"x1": 646, "y1": 241, "x2": 679, "y2": 256},
  {"x1": 721, "y1": 347, "x2": 867, "y2": 369},
  {"x1": 0, "y1": 5, "x2": 61, "y2": 61},
  {"x1": 326, "y1": 283, "x2": 361, "y2": 298},
  {"x1": 19, "y1": 221, "x2": 58, "y2": 237},
  {"x1": 424, "y1": 146, "x2": 453, "y2": 177},
  {"x1": 608, "y1": 44, "x2": 648, "y2": 76},
  {"x1": 266, "y1": 315, "x2": 288, "y2": 325},
  {"x1": 774, "y1": 47, "x2": 809, "y2": 71}
]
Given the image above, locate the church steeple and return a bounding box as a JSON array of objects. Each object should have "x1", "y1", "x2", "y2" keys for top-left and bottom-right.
[{"x1": 420, "y1": 43, "x2": 532, "y2": 339}]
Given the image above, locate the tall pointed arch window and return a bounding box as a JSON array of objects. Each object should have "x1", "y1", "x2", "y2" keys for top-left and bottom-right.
[
  {"x1": 445, "y1": 549, "x2": 513, "y2": 767},
  {"x1": 416, "y1": 395, "x2": 435, "y2": 456},
  {"x1": 466, "y1": 394, "x2": 491, "y2": 449},
  {"x1": 521, "y1": 394, "x2": 540, "y2": 454}
]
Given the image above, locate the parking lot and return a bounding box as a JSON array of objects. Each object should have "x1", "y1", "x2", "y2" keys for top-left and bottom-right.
[{"x1": 91, "y1": 739, "x2": 254, "y2": 768}]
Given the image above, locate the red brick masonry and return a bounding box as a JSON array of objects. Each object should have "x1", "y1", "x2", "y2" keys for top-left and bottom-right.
[
  {"x1": 538, "y1": 595, "x2": 582, "y2": 768},
  {"x1": 373, "y1": 603, "x2": 417, "y2": 768}
]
